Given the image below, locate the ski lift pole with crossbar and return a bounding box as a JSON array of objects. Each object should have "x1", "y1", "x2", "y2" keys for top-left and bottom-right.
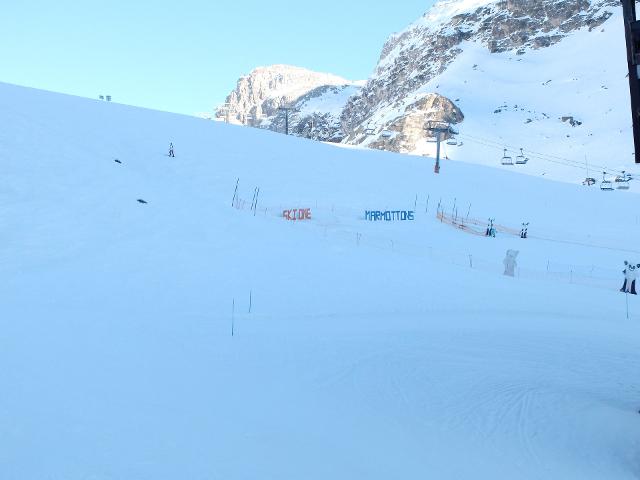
[{"x1": 424, "y1": 121, "x2": 457, "y2": 174}]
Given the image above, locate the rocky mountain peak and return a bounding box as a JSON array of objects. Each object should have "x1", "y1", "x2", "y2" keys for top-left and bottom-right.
[{"x1": 216, "y1": 65, "x2": 356, "y2": 126}]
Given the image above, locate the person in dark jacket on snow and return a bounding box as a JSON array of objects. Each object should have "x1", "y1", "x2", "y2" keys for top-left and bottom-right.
[{"x1": 168, "y1": 142, "x2": 175, "y2": 157}]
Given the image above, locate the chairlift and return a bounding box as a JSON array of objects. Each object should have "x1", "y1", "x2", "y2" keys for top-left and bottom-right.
[
  {"x1": 381, "y1": 129, "x2": 393, "y2": 139},
  {"x1": 501, "y1": 148, "x2": 513, "y2": 166},
  {"x1": 615, "y1": 171, "x2": 630, "y2": 183},
  {"x1": 427, "y1": 136, "x2": 438, "y2": 143},
  {"x1": 364, "y1": 123, "x2": 375, "y2": 135},
  {"x1": 615, "y1": 172, "x2": 630, "y2": 190},
  {"x1": 600, "y1": 172, "x2": 614, "y2": 191},
  {"x1": 515, "y1": 148, "x2": 528, "y2": 164},
  {"x1": 446, "y1": 138, "x2": 458, "y2": 146},
  {"x1": 582, "y1": 177, "x2": 596, "y2": 186}
]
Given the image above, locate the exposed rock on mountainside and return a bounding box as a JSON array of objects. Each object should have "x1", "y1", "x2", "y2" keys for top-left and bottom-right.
[
  {"x1": 215, "y1": 65, "x2": 361, "y2": 142},
  {"x1": 346, "y1": 93, "x2": 464, "y2": 153},
  {"x1": 342, "y1": 0, "x2": 617, "y2": 150}
]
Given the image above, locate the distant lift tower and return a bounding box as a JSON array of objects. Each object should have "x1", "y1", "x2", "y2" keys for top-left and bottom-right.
[
  {"x1": 621, "y1": 0, "x2": 640, "y2": 163},
  {"x1": 424, "y1": 121, "x2": 458, "y2": 174},
  {"x1": 278, "y1": 105, "x2": 297, "y2": 135}
]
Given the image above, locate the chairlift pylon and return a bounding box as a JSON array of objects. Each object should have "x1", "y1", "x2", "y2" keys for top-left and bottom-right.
[{"x1": 501, "y1": 148, "x2": 513, "y2": 166}]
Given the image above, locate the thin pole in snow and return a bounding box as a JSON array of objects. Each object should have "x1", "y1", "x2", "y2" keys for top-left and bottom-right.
[
  {"x1": 469, "y1": 255, "x2": 473, "y2": 268},
  {"x1": 249, "y1": 291, "x2": 252, "y2": 314},
  {"x1": 425, "y1": 194, "x2": 430, "y2": 214},
  {"x1": 414, "y1": 194, "x2": 418, "y2": 210},
  {"x1": 231, "y1": 178, "x2": 239, "y2": 207},
  {"x1": 626, "y1": 292, "x2": 629, "y2": 320},
  {"x1": 253, "y1": 188, "x2": 260, "y2": 216},
  {"x1": 250, "y1": 187, "x2": 258, "y2": 211},
  {"x1": 231, "y1": 299, "x2": 235, "y2": 337}
]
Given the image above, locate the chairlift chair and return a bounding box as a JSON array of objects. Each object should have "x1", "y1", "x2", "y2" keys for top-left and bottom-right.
[
  {"x1": 515, "y1": 148, "x2": 528, "y2": 165},
  {"x1": 364, "y1": 123, "x2": 375, "y2": 136},
  {"x1": 600, "y1": 172, "x2": 614, "y2": 191},
  {"x1": 427, "y1": 136, "x2": 438, "y2": 143},
  {"x1": 582, "y1": 177, "x2": 596, "y2": 186},
  {"x1": 615, "y1": 172, "x2": 630, "y2": 190},
  {"x1": 446, "y1": 138, "x2": 458, "y2": 146},
  {"x1": 501, "y1": 148, "x2": 513, "y2": 166},
  {"x1": 615, "y1": 171, "x2": 630, "y2": 189},
  {"x1": 381, "y1": 130, "x2": 393, "y2": 139}
]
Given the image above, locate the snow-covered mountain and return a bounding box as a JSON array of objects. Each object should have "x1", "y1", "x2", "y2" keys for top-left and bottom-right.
[
  {"x1": 217, "y1": 0, "x2": 638, "y2": 185},
  {"x1": 216, "y1": 65, "x2": 362, "y2": 142},
  {"x1": 343, "y1": 0, "x2": 632, "y2": 183}
]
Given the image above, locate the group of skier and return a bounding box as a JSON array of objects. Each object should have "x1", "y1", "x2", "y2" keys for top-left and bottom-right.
[{"x1": 485, "y1": 219, "x2": 529, "y2": 239}]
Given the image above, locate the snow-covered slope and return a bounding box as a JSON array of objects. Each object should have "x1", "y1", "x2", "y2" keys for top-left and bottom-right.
[{"x1": 1, "y1": 81, "x2": 640, "y2": 480}]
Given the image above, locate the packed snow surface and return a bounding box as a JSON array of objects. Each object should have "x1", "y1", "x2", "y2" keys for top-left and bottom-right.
[{"x1": 1, "y1": 82, "x2": 639, "y2": 479}]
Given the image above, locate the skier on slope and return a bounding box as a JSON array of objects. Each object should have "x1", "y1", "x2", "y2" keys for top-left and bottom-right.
[
  {"x1": 168, "y1": 142, "x2": 175, "y2": 157},
  {"x1": 620, "y1": 261, "x2": 638, "y2": 295},
  {"x1": 503, "y1": 249, "x2": 519, "y2": 277}
]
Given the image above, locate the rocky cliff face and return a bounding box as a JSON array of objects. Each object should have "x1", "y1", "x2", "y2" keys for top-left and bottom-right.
[
  {"x1": 341, "y1": 0, "x2": 617, "y2": 150},
  {"x1": 215, "y1": 65, "x2": 361, "y2": 142},
  {"x1": 361, "y1": 93, "x2": 464, "y2": 153}
]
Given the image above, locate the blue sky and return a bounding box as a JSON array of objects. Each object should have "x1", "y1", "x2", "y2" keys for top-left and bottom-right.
[{"x1": 2, "y1": 0, "x2": 434, "y2": 115}]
